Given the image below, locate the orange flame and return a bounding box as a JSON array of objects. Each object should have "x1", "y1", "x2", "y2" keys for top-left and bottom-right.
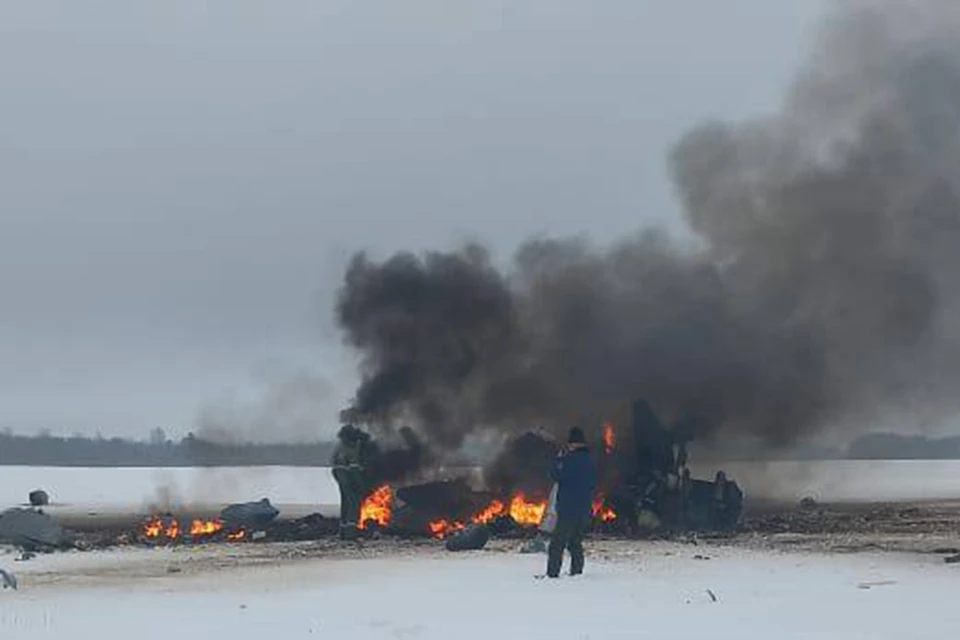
[
  {"x1": 141, "y1": 516, "x2": 181, "y2": 541},
  {"x1": 190, "y1": 519, "x2": 224, "y2": 537},
  {"x1": 426, "y1": 499, "x2": 508, "y2": 540},
  {"x1": 428, "y1": 519, "x2": 466, "y2": 539},
  {"x1": 427, "y1": 495, "x2": 551, "y2": 539},
  {"x1": 141, "y1": 515, "x2": 247, "y2": 543},
  {"x1": 139, "y1": 516, "x2": 182, "y2": 540},
  {"x1": 509, "y1": 493, "x2": 548, "y2": 526},
  {"x1": 471, "y1": 499, "x2": 506, "y2": 524},
  {"x1": 143, "y1": 517, "x2": 164, "y2": 539},
  {"x1": 603, "y1": 421, "x2": 616, "y2": 454},
  {"x1": 359, "y1": 484, "x2": 394, "y2": 530},
  {"x1": 592, "y1": 496, "x2": 617, "y2": 523}
]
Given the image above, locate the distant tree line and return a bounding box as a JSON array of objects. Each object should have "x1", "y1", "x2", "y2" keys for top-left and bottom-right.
[
  {"x1": 2, "y1": 427, "x2": 958, "y2": 466},
  {"x1": 0, "y1": 428, "x2": 336, "y2": 467}
]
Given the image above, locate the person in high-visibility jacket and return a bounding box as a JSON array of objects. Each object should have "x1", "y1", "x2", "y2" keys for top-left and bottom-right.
[{"x1": 331, "y1": 424, "x2": 370, "y2": 540}]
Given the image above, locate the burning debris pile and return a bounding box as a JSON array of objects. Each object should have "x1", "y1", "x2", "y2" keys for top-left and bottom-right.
[
  {"x1": 350, "y1": 478, "x2": 554, "y2": 541},
  {"x1": 138, "y1": 516, "x2": 248, "y2": 544},
  {"x1": 130, "y1": 498, "x2": 283, "y2": 546},
  {"x1": 333, "y1": 399, "x2": 740, "y2": 541}
]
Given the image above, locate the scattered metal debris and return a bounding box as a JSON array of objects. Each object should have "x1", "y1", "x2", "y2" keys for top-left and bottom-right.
[
  {"x1": 857, "y1": 580, "x2": 897, "y2": 589},
  {"x1": 0, "y1": 508, "x2": 68, "y2": 551},
  {"x1": 0, "y1": 569, "x2": 17, "y2": 590},
  {"x1": 445, "y1": 525, "x2": 490, "y2": 552},
  {"x1": 220, "y1": 499, "x2": 280, "y2": 528}
]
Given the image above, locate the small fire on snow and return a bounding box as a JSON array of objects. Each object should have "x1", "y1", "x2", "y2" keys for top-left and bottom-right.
[
  {"x1": 190, "y1": 519, "x2": 223, "y2": 537},
  {"x1": 425, "y1": 491, "x2": 618, "y2": 539},
  {"x1": 143, "y1": 518, "x2": 165, "y2": 539},
  {"x1": 426, "y1": 494, "x2": 550, "y2": 540},
  {"x1": 472, "y1": 499, "x2": 506, "y2": 525},
  {"x1": 140, "y1": 517, "x2": 243, "y2": 543},
  {"x1": 428, "y1": 519, "x2": 466, "y2": 539},
  {"x1": 428, "y1": 499, "x2": 503, "y2": 540},
  {"x1": 592, "y1": 496, "x2": 617, "y2": 523},
  {"x1": 508, "y1": 493, "x2": 548, "y2": 526}
]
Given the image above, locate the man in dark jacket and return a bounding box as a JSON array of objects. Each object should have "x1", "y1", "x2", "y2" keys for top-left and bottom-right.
[{"x1": 546, "y1": 427, "x2": 598, "y2": 578}]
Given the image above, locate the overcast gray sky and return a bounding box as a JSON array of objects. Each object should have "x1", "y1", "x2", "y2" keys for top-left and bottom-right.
[{"x1": 0, "y1": 1, "x2": 822, "y2": 440}]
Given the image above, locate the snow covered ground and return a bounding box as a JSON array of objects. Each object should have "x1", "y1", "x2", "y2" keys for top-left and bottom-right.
[
  {"x1": 2, "y1": 463, "x2": 960, "y2": 638},
  {"x1": 1, "y1": 540, "x2": 958, "y2": 639}
]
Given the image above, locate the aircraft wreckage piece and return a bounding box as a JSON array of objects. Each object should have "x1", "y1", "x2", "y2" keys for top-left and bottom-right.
[
  {"x1": 219, "y1": 498, "x2": 280, "y2": 528},
  {"x1": 0, "y1": 507, "x2": 68, "y2": 550},
  {"x1": 0, "y1": 569, "x2": 17, "y2": 590}
]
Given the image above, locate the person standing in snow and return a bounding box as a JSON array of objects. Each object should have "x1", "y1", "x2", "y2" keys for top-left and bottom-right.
[
  {"x1": 546, "y1": 427, "x2": 598, "y2": 578},
  {"x1": 331, "y1": 424, "x2": 370, "y2": 541}
]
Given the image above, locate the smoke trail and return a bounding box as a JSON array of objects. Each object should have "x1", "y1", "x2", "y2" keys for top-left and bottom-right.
[
  {"x1": 337, "y1": 1, "x2": 960, "y2": 449},
  {"x1": 196, "y1": 367, "x2": 338, "y2": 444}
]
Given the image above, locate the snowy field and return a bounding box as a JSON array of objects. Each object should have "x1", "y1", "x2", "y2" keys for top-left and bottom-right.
[
  {"x1": 3, "y1": 463, "x2": 960, "y2": 638},
  {"x1": 2, "y1": 540, "x2": 959, "y2": 639}
]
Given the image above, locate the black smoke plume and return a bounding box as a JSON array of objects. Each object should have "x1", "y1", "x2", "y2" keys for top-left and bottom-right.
[
  {"x1": 484, "y1": 431, "x2": 557, "y2": 497},
  {"x1": 368, "y1": 426, "x2": 431, "y2": 484},
  {"x1": 337, "y1": 1, "x2": 960, "y2": 450}
]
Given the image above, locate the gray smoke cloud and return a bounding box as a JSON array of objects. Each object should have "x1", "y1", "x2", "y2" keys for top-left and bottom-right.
[
  {"x1": 336, "y1": 1, "x2": 960, "y2": 450},
  {"x1": 196, "y1": 365, "x2": 337, "y2": 444}
]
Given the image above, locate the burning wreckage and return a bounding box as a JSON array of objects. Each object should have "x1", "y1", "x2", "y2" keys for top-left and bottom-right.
[
  {"x1": 0, "y1": 400, "x2": 742, "y2": 554},
  {"x1": 333, "y1": 398, "x2": 743, "y2": 545}
]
